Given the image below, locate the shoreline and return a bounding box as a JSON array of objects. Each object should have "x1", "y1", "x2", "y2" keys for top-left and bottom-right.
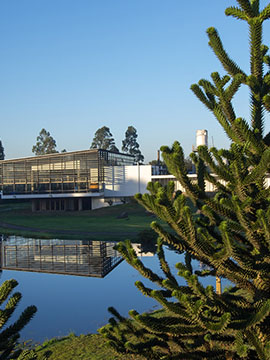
[
  {"x1": 0, "y1": 201, "x2": 156, "y2": 240},
  {"x1": 0, "y1": 220, "x2": 138, "y2": 240}
]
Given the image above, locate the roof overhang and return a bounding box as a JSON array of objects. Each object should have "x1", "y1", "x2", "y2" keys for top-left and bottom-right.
[{"x1": 1, "y1": 192, "x2": 104, "y2": 200}]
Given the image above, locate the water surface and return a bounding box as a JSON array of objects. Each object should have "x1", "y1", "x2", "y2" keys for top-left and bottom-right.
[{"x1": 0, "y1": 236, "x2": 223, "y2": 343}]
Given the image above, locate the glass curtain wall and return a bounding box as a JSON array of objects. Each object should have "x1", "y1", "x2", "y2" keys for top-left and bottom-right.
[
  {"x1": 1, "y1": 237, "x2": 123, "y2": 277},
  {"x1": 0, "y1": 150, "x2": 134, "y2": 195}
]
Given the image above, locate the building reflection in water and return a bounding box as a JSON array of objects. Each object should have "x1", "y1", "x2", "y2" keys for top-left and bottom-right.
[{"x1": 0, "y1": 236, "x2": 123, "y2": 278}]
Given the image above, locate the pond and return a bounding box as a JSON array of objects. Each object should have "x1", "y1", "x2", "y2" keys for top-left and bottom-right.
[{"x1": 0, "y1": 235, "x2": 222, "y2": 343}]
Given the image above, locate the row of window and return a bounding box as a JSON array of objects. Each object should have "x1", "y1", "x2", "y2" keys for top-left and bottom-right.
[
  {"x1": 2, "y1": 182, "x2": 102, "y2": 194},
  {"x1": 0, "y1": 150, "x2": 134, "y2": 195}
]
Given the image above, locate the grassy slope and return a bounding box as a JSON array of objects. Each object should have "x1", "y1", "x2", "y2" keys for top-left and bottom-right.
[
  {"x1": 34, "y1": 311, "x2": 168, "y2": 359},
  {"x1": 34, "y1": 333, "x2": 143, "y2": 360},
  {"x1": 0, "y1": 201, "x2": 157, "y2": 240}
]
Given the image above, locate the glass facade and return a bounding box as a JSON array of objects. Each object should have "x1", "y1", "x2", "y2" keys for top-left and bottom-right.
[
  {"x1": 0, "y1": 149, "x2": 134, "y2": 195},
  {"x1": 1, "y1": 237, "x2": 123, "y2": 277}
]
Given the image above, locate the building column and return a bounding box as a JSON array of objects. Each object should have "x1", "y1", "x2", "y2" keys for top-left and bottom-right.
[
  {"x1": 78, "y1": 198, "x2": 83, "y2": 211},
  {"x1": 40, "y1": 199, "x2": 46, "y2": 211},
  {"x1": 31, "y1": 200, "x2": 37, "y2": 212}
]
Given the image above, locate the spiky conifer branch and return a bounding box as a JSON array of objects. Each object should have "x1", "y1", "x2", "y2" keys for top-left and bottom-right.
[
  {"x1": 101, "y1": 1, "x2": 270, "y2": 358},
  {"x1": 0, "y1": 280, "x2": 37, "y2": 360}
]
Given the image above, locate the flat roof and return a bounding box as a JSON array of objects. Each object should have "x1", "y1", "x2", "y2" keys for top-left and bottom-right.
[{"x1": 0, "y1": 148, "x2": 134, "y2": 163}]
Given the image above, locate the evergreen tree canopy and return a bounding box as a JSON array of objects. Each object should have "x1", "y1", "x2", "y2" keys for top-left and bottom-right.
[
  {"x1": 100, "y1": 1, "x2": 270, "y2": 359},
  {"x1": 0, "y1": 279, "x2": 36, "y2": 359},
  {"x1": 90, "y1": 126, "x2": 119, "y2": 152},
  {"x1": 32, "y1": 128, "x2": 58, "y2": 155},
  {"x1": 122, "y1": 126, "x2": 144, "y2": 163},
  {"x1": 0, "y1": 140, "x2": 5, "y2": 160},
  {"x1": 149, "y1": 159, "x2": 165, "y2": 166}
]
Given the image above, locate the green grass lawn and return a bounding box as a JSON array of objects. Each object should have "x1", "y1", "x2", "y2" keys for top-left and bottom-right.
[
  {"x1": 32, "y1": 333, "x2": 144, "y2": 360},
  {"x1": 0, "y1": 200, "x2": 159, "y2": 240},
  {"x1": 32, "y1": 310, "x2": 168, "y2": 359}
]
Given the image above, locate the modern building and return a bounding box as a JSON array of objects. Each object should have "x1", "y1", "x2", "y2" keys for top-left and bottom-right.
[
  {"x1": 0, "y1": 149, "x2": 152, "y2": 211},
  {"x1": 0, "y1": 132, "x2": 238, "y2": 212}
]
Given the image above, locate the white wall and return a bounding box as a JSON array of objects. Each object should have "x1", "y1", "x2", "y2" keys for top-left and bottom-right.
[
  {"x1": 92, "y1": 197, "x2": 110, "y2": 210},
  {"x1": 151, "y1": 174, "x2": 228, "y2": 193},
  {"x1": 104, "y1": 165, "x2": 151, "y2": 197}
]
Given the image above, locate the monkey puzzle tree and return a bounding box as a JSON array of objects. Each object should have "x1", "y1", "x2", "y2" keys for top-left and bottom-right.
[
  {"x1": 0, "y1": 279, "x2": 37, "y2": 359},
  {"x1": 99, "y1": 1, "x2": 270, "y2": 359}
]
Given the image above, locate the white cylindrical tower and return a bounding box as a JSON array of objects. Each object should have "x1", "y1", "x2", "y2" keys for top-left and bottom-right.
[{"x1": 196, "y1": 130, "x2": 208, "y2": 148}]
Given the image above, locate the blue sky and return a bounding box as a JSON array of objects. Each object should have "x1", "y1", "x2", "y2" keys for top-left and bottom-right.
[{"x1": 1, "y1": 0, "x2": 270, "y2": 162}]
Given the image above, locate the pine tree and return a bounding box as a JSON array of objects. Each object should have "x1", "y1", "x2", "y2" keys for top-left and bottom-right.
[
  {"x1": 99, "y1": 1, "x2": 270, "y2": 359},
  {"x1": 90, "y1": 126, "x2": 119, "y2": 152},
  {"x1": 0, "y1": 141, "x2": 5, "y2": 160},
  {"x1": 122, "y1": 126, "x2": 144, "y2": 163},
  {"x1": 32, "y1": 128, "x2": 58, "y2": 155},
  {"x1": 0, "y1": 279, "x2": 37, "y2": 359}
]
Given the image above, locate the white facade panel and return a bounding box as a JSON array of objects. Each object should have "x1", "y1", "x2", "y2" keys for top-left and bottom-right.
[
  {"x1": 104, "y1": 165, "x2": 151, "y2": 197},
  {"x1": 92, "y1": 198, "x2": 110, "y2": 210}
]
